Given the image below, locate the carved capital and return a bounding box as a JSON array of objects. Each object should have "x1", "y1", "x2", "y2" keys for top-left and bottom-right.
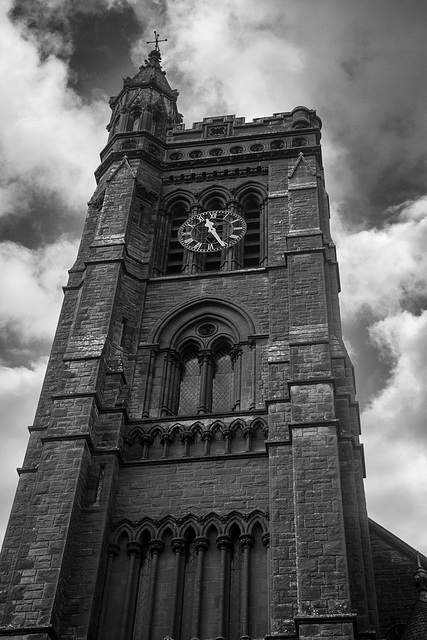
[
  {"x1": 172, "y1": 537, "x2": 186, "y2": 554},
  {"x1": 262, "y1": 532, "x2": 270, "y2": 549},
  {"x1": 230, "y1": 344, "x2": 243, "y2": 363},
  {"x1": 197, "y1": 349, "x2": 215, "y2": 367},
  {"x1": 216, "y1": 534, "x2": 232, "y2": 551},
  {"x1": 127, "y1": 541, "x2": 142, "y2": 556},
  {"x1": 239, "y1": 534, "x2": 254, "y2": 550},
  {"x1": 160, "y1": 433, "x2": 174, "y2": 445},
  {"x1": 149, "y1": 539, "x2": 165, "y2": 556},
  {"x1": 181, "y1": 431, "x2": 194, "y2": 444},
  {"x1": 194, "y1": 536, "x2": 209, "y2": 553},
  {"x1": 242, "y1": 427, "x2": 254, "y2": 440},
  {"x1": 201, "y1": 431, "x2": 214, "y2": 442},
  {"x1": 108, "y1": 543, "x2": 120, "y2": 558},
  {"x1": 222, "y1": 428, "x2": 235, "y2": 440}
]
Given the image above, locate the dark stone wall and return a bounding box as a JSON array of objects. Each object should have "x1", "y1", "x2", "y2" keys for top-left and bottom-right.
[{"x1": 369, "y1": 520, "x2": 423, "y2": 637}]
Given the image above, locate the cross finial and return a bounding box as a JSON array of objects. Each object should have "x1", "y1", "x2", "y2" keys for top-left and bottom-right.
[{"x1": 147, "y1": 30, "x2": 167, "y2": 52}]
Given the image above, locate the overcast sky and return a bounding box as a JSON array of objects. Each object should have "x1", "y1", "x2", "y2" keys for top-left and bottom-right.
[{"x1": 0, "y1": 0, "x2": 426, "y2": 556}]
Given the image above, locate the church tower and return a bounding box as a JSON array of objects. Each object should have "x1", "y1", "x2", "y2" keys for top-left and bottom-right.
[{"x1": 0, "y1": 44, "x2": 381, "y2": 640}]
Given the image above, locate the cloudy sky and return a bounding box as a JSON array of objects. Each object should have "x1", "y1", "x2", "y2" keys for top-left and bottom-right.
[{"x1": 1, "y1": 0, "x2": 427, "y2": 556}]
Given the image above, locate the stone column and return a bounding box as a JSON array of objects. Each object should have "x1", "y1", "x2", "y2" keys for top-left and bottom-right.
[
  {"x1": 171, "y1": 538, "x2": 186, "y2": 638},
  {"x1": 145, "y1": 540, "x2": 164, "y2": 637},
  {"x1": 97, "y1": 543, "x2": 120, "y2": 640},
  {"x1": 216, "y1": 535, "x2": 231, "y2": 640},
  {"x1": 191, "y1": 537, "x2": 209, "y2": 640},
  {"x1": 239, "y1": 534, "x2": 254, "y2": 640},
  {"x1": 120, "y1": 541, "x2": 142, "y2": 640}
]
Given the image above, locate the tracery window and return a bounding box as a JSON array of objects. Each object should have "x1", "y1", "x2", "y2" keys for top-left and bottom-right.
[
  {"x1": 163, "y1": 340, "x2": 235, "y2": 417},
  {"x1": 143, "y1": 300, "x2": 258, "y2": 418}
]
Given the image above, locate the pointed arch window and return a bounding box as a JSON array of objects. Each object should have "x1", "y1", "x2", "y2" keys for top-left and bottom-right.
[
  {"x1": 152, "y1": 111, "x2": 166, "y2": 139},
  {"x1": 127, "y1": 109, "x2": 141, "y2": 132}
]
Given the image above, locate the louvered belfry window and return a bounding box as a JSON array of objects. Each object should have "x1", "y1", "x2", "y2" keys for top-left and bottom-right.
[
  {"x1": 166, "y1": 203, "x2": 187, "y2": 274},
  {"x1": 242, "y1": 196, "x2": 261, "y2": 267}
]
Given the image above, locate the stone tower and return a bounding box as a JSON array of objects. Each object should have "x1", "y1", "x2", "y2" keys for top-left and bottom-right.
[{"x1": 0, "y1": 47, "x2": 382, "y2": 640}]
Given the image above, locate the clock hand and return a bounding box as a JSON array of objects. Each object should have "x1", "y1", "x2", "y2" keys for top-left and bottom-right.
[{"x1": 204, "y1": 219, "x2": 226, "y2": 247}]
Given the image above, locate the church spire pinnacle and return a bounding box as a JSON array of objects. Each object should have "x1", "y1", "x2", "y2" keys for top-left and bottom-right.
[
  {"x1": 414, "y1": 552, "x2": 427, "y2": 599},
  {"x1": 146, "y1": 30, "x2": 167, "y2": 53}
]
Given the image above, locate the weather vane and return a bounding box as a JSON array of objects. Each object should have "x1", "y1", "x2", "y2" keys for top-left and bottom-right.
[{"x1": 147, "y1": 30, "x2": 167, "y2": 52}]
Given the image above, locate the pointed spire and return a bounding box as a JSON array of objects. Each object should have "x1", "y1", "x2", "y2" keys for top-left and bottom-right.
[
  {"x1": 400, "y1": 553, "x2": 427, "y2": 640},
  {"x1": 142, "y1": 30, "x2": 168, "y2": 71},
  {"x1": 414, "y1": 553, "x2": 427, "y2": 600}
]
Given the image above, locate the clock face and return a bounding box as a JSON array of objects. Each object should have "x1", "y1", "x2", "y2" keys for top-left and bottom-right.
[{"x1": 178, "y1": 210, "x2": 247, "y2": 252}]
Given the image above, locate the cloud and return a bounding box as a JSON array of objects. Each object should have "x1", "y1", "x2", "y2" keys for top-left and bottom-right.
[
  {"x1": 362, "y1": 310, "x2": 427, "y2": 551},
  {"x1": 131, "y1": 0, "x2": 427, "y2": 230},
  {"x1": 0, "y1": 1, "x2": 108, "y2": 226},
  {"x1": 334, "y1": 194, "x2": 427, "y2": 551},
  {"x1": 0, "y1": 239, "x2": 78, "y2": 350},
  {"x1": 364, "y1": 311, "x2": 427, "y2": 443},
  {"x1": 335, "y1": 196, "x2": 427, "y2": 322},
  {"x1": 0, "y1": 358, "x2": 48, "y2": 547}
]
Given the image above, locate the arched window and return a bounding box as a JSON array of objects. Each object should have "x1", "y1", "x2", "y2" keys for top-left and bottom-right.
[
  {"x1": 152, "y1": 111, "x2": 165, "y2": 138},
  {"x1": 127, "y1": 110, "x2": 141, "y2": 132}
]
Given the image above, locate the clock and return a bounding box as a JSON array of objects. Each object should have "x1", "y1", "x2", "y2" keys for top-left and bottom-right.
[{"x1": 178, "y1": 210, "x2": 247, "y2": 252}]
